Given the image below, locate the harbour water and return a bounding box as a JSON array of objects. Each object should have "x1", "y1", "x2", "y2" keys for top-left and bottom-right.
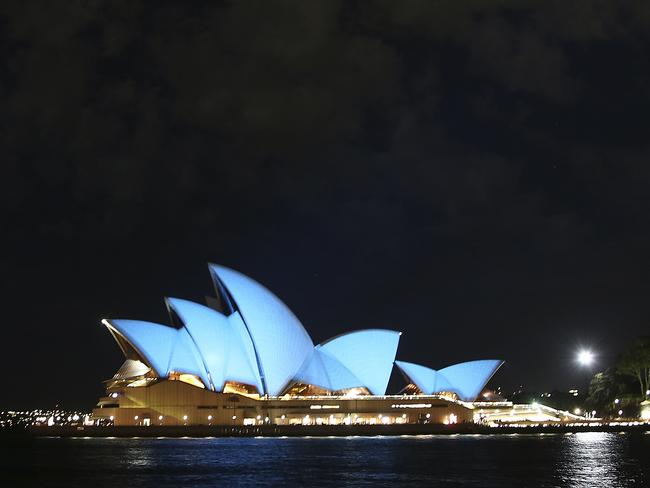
[{"x1": 2, "y1": 432, "x2": 649, "y2": 487}]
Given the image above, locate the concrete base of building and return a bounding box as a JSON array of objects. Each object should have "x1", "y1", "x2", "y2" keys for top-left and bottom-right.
[{"x1": 93, "y1": 379, "x2": 474, "y2": 427}]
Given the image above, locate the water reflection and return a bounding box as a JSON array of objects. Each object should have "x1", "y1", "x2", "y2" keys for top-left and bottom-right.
[
  {"x1": 1, "y1": 433, "x2": 648, "y2": 487},
  {"x1": 557, "y1": 432, "x2": 645, "y2": 487}
]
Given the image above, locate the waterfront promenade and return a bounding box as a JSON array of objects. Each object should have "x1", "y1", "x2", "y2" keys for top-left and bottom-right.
[{"x1": 21, "y1": 421, "x2": 650, "y2": 438}]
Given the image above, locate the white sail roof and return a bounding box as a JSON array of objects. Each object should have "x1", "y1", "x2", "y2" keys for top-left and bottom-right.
[
  {"x1": 166, "y1": 297, "x2": 262, "y2": 392},
  {"x1": 209, "y1": 264, "x2": 314, "y2": 396},
  {"x1": 317, "y1": 329, "x2": 401, "y2": 395},
  {"x1": 102, "y1": 265, "x2": 502, "y2": 400},
  {"x1": 293, "y1": 348, "x2": 364, "y2": 392},
  {"x1": 395, "y1": 359, "x2": 504, "y2": 401}
]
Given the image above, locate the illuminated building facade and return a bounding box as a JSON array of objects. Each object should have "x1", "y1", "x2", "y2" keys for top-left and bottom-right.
[{"x1": 93, "y1": 264, "x2": 503, "y2": 426}]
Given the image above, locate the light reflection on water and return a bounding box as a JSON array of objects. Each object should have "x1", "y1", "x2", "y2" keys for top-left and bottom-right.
[
  {"x1": 556, "y1": 432, "x2": 646, "y2": 487},
  {"x1": 1, "y1": 433, "x2": 648, "y2": 487}
]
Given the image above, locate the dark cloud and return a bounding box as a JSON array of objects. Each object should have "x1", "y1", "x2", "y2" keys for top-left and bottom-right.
[{"x1": 2, "y1": 1, "x2": 650, "y2": 408}]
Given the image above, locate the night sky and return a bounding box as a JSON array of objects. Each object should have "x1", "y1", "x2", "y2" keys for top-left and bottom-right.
[{"x1": 3, "y1": 2, "x2": 650, "y2": 409}]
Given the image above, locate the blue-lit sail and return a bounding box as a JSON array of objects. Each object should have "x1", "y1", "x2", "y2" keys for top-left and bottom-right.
[
  {"x1": 395, "y1": 359, "x2": 504, "y2": 401},
  {"x1": 394, "y1": 360, "x2": 437, "y2": 393},
  {"x1": 318, "y1": 329, "x2": 401, "y2": 395},
  {"x1": 225, "y1": 311, "x2": 265, "y2": 393},
  {"x1": 293, "y1": 348, "x2": 363, "y2": 392},
  {"x1": 166, "y1": 297, "x2": 262, "y2": 392},
  {"x1": 437, "y1": 360, "x2": 504, "y2": 401},
  {"x1": 104, "y1": 319, "x2": 177, "y2": 377},
  {"x1": 102, "y1": 265, "x2": 502, "y2": 401},
  {"x1": 209, "y1": 264, "x2": 314, "y2": 396},
  {"x1": 167, "y1": 327, "x2": 211, "y2": 387}
]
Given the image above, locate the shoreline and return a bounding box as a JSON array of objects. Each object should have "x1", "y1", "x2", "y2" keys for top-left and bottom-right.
[{"x1": 9, "y1": 422, "x2": 650, "y2": 439}]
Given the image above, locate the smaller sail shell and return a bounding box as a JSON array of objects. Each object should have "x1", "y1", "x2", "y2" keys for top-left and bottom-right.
[{"x1": 317, "y1": 329, "x2": 401, "y2": 395}]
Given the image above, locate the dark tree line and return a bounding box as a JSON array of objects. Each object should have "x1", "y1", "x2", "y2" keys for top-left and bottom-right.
[
  {"x1": 587, "y1": 336, "x2": 650, "y2": 415},
  {"x1": 617, "y1": 336, "x2": 650, "y2": 398}
]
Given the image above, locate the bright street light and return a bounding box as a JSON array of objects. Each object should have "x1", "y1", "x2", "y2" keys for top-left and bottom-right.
[{"x1": 577, "y1": 350, "x2": 594, "y2": 366}]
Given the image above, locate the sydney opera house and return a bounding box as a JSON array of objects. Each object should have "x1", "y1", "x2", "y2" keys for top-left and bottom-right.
[{"x1": 93, "y1": 264, "x2": 503, "y2": 427}]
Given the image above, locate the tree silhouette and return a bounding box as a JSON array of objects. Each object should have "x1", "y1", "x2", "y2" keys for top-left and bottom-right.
[{"x1": 617, "y1": 336, "x2": 650, "y2": 399}]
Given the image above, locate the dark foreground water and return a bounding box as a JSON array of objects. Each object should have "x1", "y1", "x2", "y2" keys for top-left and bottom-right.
[{"x1": 2, "y1": 433, "x2": 650, "y2": 487}]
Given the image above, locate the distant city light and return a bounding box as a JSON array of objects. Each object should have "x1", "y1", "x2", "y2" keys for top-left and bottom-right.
[
  {"x1": 574, "y1": 408, "x2": 581, "y2": 415},
  {"x1": 0, "y1": 409, "x2": 92, "y2": 428},
  {"x1": 577, "y1": 350, "x2": 594, "y2": 366}
]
